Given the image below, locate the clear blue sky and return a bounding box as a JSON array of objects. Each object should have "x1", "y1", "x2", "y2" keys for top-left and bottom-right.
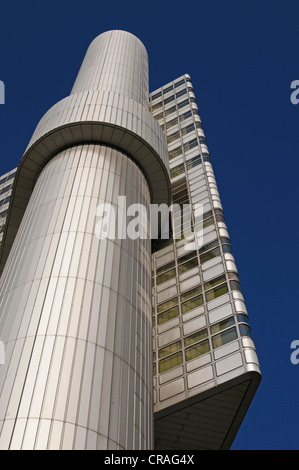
[{"x1": 0, "y1": 0, "x2": 298, "y2": 450}]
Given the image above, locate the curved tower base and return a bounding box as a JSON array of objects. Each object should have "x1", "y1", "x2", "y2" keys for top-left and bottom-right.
[{"x1": 0, "y1": 144, "x2": 152, "y2": 449}]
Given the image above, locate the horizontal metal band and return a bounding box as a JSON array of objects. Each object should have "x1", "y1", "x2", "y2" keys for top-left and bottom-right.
[{"x1": 0, "y1": 91, "x2": 171, "y2": 276}]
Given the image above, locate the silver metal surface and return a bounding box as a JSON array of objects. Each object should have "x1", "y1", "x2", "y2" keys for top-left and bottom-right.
[{"x1": 0, "y1": 30, "x2": 170, "y2": 450}]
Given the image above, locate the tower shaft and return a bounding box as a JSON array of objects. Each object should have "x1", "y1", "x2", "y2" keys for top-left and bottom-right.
[{"x1": 0, "y1": 30, "x2": 170, "y2": 450}]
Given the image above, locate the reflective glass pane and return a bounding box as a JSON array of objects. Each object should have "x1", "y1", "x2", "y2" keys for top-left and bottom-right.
[
  {"x1": 181, "y1": 294, "x2": 203, "y2": 314},
  {"x1": 157, "y1": 306, "x2": 179, "y2": 325},
  {"x1": 184, "y1": 329, "x2": 208, "y2": 347},
  {"x1": 185, "y1": 339, "x2": 210, "y2": 361},
  {"x1": 156, "y1": 261, "x2": 175, "y2": 275},
  {"x1": 158, "y1": 341, "x2": 182, "y2": 359},
  {"x1": 200, "y1": 247, "x2": 221, "y2": 264},
  {"x1": 177, "y1": 251, "x2": 197, "y2": 265},
  {"x1": 157, "y1": 297, "x2": 178, "y2": 313},
  {"x1": 205, "y1": 283, "x2": 228, "y2": 302},
  {"x1": 178, "y1": 258, "x2": 198, "y2": 275},
  {"x1": 212, "y1": 327, "x2": 238, "y2": 349},
  {"x1": 237, "y1": 314, "x2": 249, "y2": 323},
  {"x1": 204, "y1": 275, "x2": 226, "y2": 291},
  {"x1": 159, "y1": 351, "x2": 183, "y2": 373},
  {"x1": 156, "y1": 268, "x2": 176, "y2": 285},
  {"x1": 198, "y1": 240, "x2": 218, "y2": 255},
  {"x1": 210, "y1": 316, "x2": 235, "y2": 335},
  {"x1": 239, "y1": 324, "x2": 251, "y2": 337},
  {"x1": 181, "y1": 286, "x2": 202, "y2": 302}
]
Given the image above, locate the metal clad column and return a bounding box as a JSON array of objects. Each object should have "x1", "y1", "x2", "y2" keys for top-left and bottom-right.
[{"x1": 0, "y1": 30, "x2": 170, "y2": 450}]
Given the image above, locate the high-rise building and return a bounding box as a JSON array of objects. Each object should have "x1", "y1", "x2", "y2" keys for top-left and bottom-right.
[
  {"x1": 0, "y1": 30, "x2": 261, "y2": 450},
  {"x1": 149, "y1": 78, "x2": 261, "y2": 450},
  {"x1": 0, "y1": 169, "x2": 16, "y2": 246}
]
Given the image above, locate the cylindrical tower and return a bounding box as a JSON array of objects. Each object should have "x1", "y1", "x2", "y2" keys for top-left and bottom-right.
[{"x1": 0, "y1": 30, "x2": 170, "y2": 450}]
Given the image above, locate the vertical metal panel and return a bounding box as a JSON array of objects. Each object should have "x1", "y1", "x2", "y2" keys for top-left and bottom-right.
[{"x1": 0, "y1": 144, "x2": 152, "y2": 449}]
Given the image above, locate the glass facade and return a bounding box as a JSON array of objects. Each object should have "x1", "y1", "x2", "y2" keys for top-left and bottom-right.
[
  {"x1": 150, "y1": 76, "x2": 261, "y2": 447},
  {"x1": 0, "y1": 169, "x2": 16, "y2": 246},
  {"x1": 0, "y1": 32, "x2": 261, "y2": 451}
]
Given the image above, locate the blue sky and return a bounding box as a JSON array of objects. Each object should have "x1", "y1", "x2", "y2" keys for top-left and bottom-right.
[{"x1": 0, "y1": 0, "x2": 299, "y2": 450}]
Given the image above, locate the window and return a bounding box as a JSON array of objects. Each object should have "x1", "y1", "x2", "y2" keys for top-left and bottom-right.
[
  {"x1": 181, "y1": 287, "x2": 202, "y2": 303},
  {"x1": 177, "y1": 99, "x2": 189, "y2": 109},
  {"x1": 174, "y1": 79, "x2": 185, "y2": 88},
  {"x1": 156, "y1": 268, "x2": 176, "y2": 285},
  {"x1": 184, "y1": 329, "x2": 207, "y2": 346},
  {"x1": 157, "y1": 306, "x2": 179, "y2": 325},
  {"x1": 166, "y1": 117, "x2": 178, "y2": 129},
  {"x1": 178, "y1": 257, "x2": 198, "y2": 275},
  {"x1": 237, "y1": 314, "x2": 249, "y2": 323},
  {"x1": 167, "y1": 130, "x2": 181, "y2": 145},
  {"x1": 178, "y1": 250, "x2": 197, "y2": 266},
  {"x1": 185, "y1": 339, "x2": 210, "y2": 361},
  {"x1": 229, "y1": 280, "x2": 241, "y2": 292},
  {"x1": 181, "y1": 294, "x2": 204, "y2": 314},
  {"x1": 202, "y1": 153, "x2": 210, "y2": 161},
  {"x1": 170, "y1": 163, "x2": 185, "y2": 179},
  {"x1": 221, "y1": 237, "x2": 232, "y2": 253},
  {"x1": 183, "y1": 138, "x2": 198, "y2": 152},
  {"x1": 164, "y1": 95, "x2": 175, "y2": 105},
  {"x1": 151, "y1": 101, "x2": 163, "y2": 112},
  {"x1": 202, "y1": 216, "x2": 214, "y2": 229},
  {"x1": 239, "y1": 324, "x2": 251, "y2": 337},
  {"x1": 156, "y1": 261, "x2": 175, "y2": 276},
  {"x1": 186, "y1": 155, "x2": 202, "y2": 170},
  {"x1": 151, "y1": 91, "x2": 162, "y2": 101},
  {"x1": 169, "y1": 146, "x2": 182, "y2": 160},
  {"x1": 204, "y1": 275, "x2": 226, "y2": 291},
  {"x1": 215, "y1": 213, "x2": 225, "y2": 224},
  {"x1": 153, "y1": 112, "x2": 164, "y2": 123},
  {"x1": 159, "y1": 351, "x2": 183, "y2": 373},
  {"x1": 211, "y1": 317, "x2": 235, "y2": 335},
  {"x1": 176, "y1": 89, "x2": 187, "y2": 99},
  {"x1": 180, "y1": 110, "x2": 192, "y2": 121},
  {"x1": 172, "y1": 178, "x2": 189, "y2": 207},
  {"x1": 163, "y1": 85, "x2": 173, "y2": 95},
  {"x1": 157, "y1": 297, "x2": 178, "y2": 314},
  {"x1": 181, "y1": 123, "x2": 194, "y2": 136},
  {"x1": 0, "y1": 209, "x2": 8, "y2": 219},
  {"x1": 200, "y1": 247, "x2": 221, "y2": 264},
  {"x1": 212, "y1": 327, "x2": 238, "y2": 349},
  {"x1": 6, "y1": 172, "x2": 15, "y2": 181},
  {"x1": 222, "y1": 244, "x2": 232, "y2": 254},
  {"x1": 0, "y1": 185, "x2": 12, "y2": 196},
  {"x1": 165, "y1": 104, "x2": 177, "y2": 117},
  {"x1": 237, "y1": 314, "x2": 251, "y2": 338},
  {"x1": 205, "y1": 283, "x2": 228, "y2": 302},
  {"x1": 198, "y1": 239, "x2": 219, "y2": 255},
  {"x1": 0, "y1": 196, "x2": 10, "y2": 208},
  {"x1": 158, "y1": 341, "x2": 181, "y2": 359}
]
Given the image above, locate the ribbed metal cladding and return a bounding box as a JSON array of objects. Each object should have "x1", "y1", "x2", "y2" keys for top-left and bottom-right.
[
  {"x1": 0, "y1": 30, "x2": 170, "y2": 276},
  {"x1": 0, "y1": 30, "x2": 169, "y2": 449},
  {"x1": 0, "y1": 145, "x2": 152, "y2": 449},
  {"x1": 71, "y1": 30, "x2": 149, "y2": 107}
]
